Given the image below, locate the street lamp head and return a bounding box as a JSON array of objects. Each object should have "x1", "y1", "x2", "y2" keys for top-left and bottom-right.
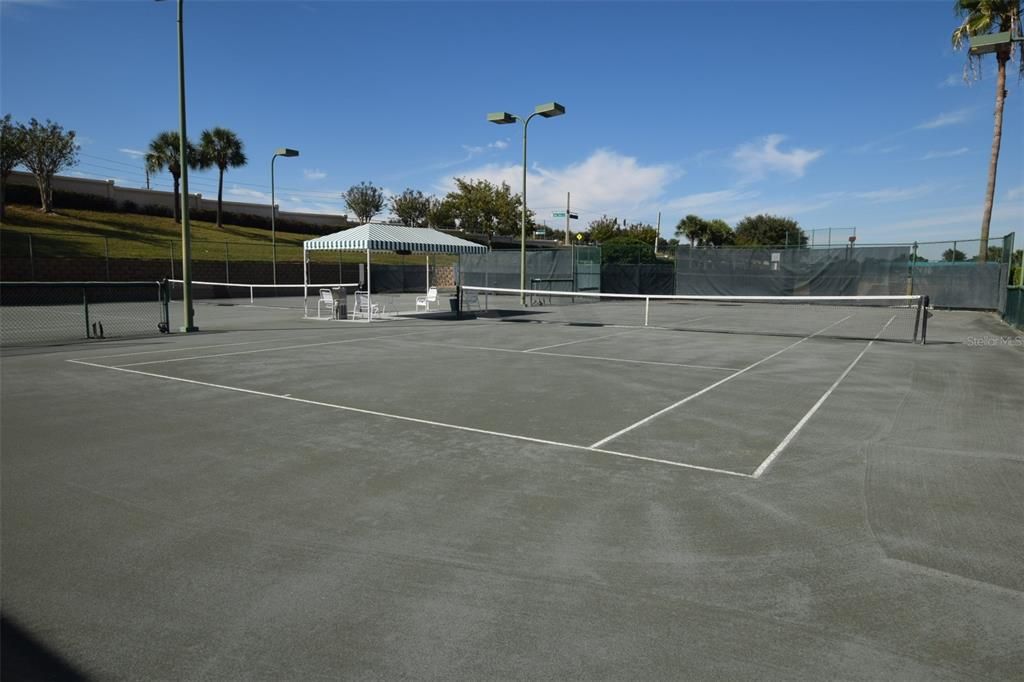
[
  {"x1": 487, "y1": 112, "x2": 517, "y2": 124},
  {"x1": 535, "y1": 102, "x2": 565, "y2": 118},
  {"x1": 275, "y1": 148, "x2": 300, "y2": 157}
]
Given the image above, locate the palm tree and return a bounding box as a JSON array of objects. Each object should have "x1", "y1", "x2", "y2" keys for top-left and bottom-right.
[
  {"x1": 952, "y1": 0, "x2": 1022, "y2": 262},
  {"x1": 199, "y1": 127, "x2": 247, "y2": 228},
  {"x1": 145, "y1": 131, "x2": 198, "y2": 223}
]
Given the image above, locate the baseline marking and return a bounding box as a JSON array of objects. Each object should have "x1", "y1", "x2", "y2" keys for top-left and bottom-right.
[
  {"x1": 589, "y1": 314, "x2": 854, "y2": 448},
  {"x1": 751, "y1": 314, "x2": 896, "y2": 478},
  {"x1": 67, "y1": 359, "x2": 751, "y2": 479}
]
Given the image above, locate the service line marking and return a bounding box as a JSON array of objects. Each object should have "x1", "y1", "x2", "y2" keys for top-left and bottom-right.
[
  {"x1": 751, "y1": 315, "x2": 896, "y2": 478},
  {"x1": 111, "y1": 330, "x2": 431, "y2": 367},
  {"x1": 524, "y1": 330, "x2": 634, "y2": 353},
  {"x1": 588, "y1": 314, "x2": 855, "y2": 449},
  {"x1": 67, "y1": 359, "x2": 751, "y2": 479},
  {"x1": 406, "y1": 339, "x2": 741, "y2": 372}
]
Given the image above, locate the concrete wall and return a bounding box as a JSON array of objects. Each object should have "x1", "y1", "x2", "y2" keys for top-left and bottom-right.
[{"x1": 7, "y1": 170, "x2": 349, "y2": 230}]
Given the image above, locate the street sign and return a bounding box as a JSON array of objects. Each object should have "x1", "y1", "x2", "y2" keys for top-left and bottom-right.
[
  {"x1": 576, "y1": 233, "x2": 583, "y2": 241},
  {"x1": 552, "y1": 211, "x2": 566, "y2": 218},
  {"x1": 569, "y1": 212, "x2": 578, "y2": 220}
]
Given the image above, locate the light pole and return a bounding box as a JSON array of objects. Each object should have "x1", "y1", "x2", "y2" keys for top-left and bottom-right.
[
  {"x1": 270, "y1": 148, "x2": 299, "y2": 285},
  {"x1": 156, "y1": 0, "x2": 197, "y2": 331},
  {"x1": 488, "y1": 102, "x2": 565, "y2": 304}
]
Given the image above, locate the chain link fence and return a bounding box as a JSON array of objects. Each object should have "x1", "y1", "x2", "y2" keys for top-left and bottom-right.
[{"x1": 0, "y1": 281, "x2": 169, "y2": 347}]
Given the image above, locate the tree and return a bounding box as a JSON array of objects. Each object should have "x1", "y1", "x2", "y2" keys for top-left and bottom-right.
[
  {"x1": 343, "y1": 181, "x2": 385, "y2": 223},
  {"x1": 146, "y1": 131, "x2": 199, "y2": 223},
  {"x1": 952, "y1": 0, "x2": 1022, "y2": 262},
  {"x1": 440, "y1": 178, "x2": 529, "y2": 234},
  {"x1": 0, "y1": 114, "x2": 25, "y2": 221},
  {"x1": 588, "y1": 216, "x2": 620, "y2": 243},
  {"x1": 675, "y1": 214, "x2": 734, "y2": 247},
  {"x1": 19, "y1": 118, "x2": 79, "y2": 213},
  {"x1": 199, "y1": 127, "x2": 246, "y2": 228},
  {"x1": 390, "y1": 188, "x2": 431, "y2": 227},
  {"x1": 942, "y1": 248, "x2": 968, "y2": 262},
  {"x1": 427, "y1": 196, "x2": 456, "y2": 229},
  {"x1": 733, "y1": 214, "x2": 806, "y2": 247}
]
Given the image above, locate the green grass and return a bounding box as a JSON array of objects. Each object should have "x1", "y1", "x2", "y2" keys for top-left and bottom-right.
[{"x1": 0, "y1": 203, "x2": 455, "y2": 266}]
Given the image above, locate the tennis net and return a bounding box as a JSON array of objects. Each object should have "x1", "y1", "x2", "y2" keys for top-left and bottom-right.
[
  {"x1": 0, "y1": 281, "x2": 169, "y2": 347},
  {"x1": 167, "y1": 279, "x2": 359, "y2": 310},
  {"x1": 460, "y1": 285, "x2": 929, "y2": 343}
]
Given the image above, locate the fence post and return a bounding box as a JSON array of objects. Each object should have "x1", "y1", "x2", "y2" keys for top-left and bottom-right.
[
  {"x1": 104, "y1": 237, "x2": 110, "y2": 280},
  {"x1": 909, "y1": 242, "x2": 918, "y2": 295},
  {"x1": 169, "y1": 242, "x2": 175, "y2": 279},
  {"x1": 28, "y1": 234, "x2": 35, "y2": 279},
  {"x1": 225, "y1": 241, "x2": 230, "y2": 283}
]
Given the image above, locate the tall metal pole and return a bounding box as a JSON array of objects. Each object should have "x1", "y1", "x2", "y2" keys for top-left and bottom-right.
[
  {"x1": 176, "y1": 0, "x2": 196, "y2": 331},
  {"x1": 565, "y1": 192, "x2": 571, "y2": 246},
  {"x1": 271, "y1": 154, "x2": 278, "y2": 285},
  {"x1": 520, "y1": 115, "x2": 532, "y2": 305}
]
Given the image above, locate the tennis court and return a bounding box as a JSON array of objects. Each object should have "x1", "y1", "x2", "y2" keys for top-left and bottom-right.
[{"x1": 2, "y1": 290, "x2": 1022, "y2": 678}]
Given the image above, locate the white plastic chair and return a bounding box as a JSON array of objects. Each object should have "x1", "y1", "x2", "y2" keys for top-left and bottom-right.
[
  {"x1": 416, "y1": 287, "x2": 439, "y2": 312},
  {"x1": 352, "y1": 291, "x2": 379, "y2": 320},
  {"x1": 317, "y1": 288, "x2": 336, "y2": 319}
]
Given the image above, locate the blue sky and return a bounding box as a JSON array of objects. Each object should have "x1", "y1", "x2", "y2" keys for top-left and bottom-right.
[{"x1": 2, "y1": 0, "x2": 1021, "y2": 244}]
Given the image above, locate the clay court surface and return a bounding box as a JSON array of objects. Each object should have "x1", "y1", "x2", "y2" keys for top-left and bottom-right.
[{"x1": 2, "y1": 298, "x2": 1022, "y2": 679}]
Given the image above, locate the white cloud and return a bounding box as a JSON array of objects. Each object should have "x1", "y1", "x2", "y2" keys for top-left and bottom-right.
[
  {"x1": 227, "y1": 186, "x2": 269, "y2": 201},
  {"x1": 663, "y1": 189, "x2": 760, "y2": 216},
  {"x1": 916, "y1": 108, "x2": 971, "y2": 129},
  {"x1": 921, "y1": 147, "x2": 969, "y2": 160},
  {"x1": 938, "y1": 74, "x2": 961, "y2": 88},
  {"x1": 439, "y1": 149, "x2": 678, "y2": 219},
  {"x1": 853, "y1": 185, "x2": 933, "y2": 202},
  {"x1": 119, "y1": 147, "x2": 146, "y2": 159},
  {"x1": 1007, "y1": 185, "x2": 1024, "y2": 201},
  {"x1": 303, "y1": 168, "x2": 327, "y2": 180},
  {"x1": 461, "y1": 139, "x2": 511, "y2": 156},
  {"x1": 732, "y1": 134, "x2": 823, "y2": 180}
]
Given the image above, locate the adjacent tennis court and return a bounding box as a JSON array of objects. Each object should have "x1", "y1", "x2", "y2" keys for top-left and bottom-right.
[{"x1": 2, "y1": 290, "x2": 1022, "y2": 679}]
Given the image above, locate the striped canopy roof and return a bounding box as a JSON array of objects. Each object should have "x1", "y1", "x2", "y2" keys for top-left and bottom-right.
[{"x1": 304, "y1": 223, "x2": 488, "y2": 254}]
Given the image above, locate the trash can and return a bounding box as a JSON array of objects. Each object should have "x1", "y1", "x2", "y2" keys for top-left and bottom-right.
[
  {"x1": 332, "y1": 287, "x2": 348, "y2": 320},
  {"x1": 449, "y1": 297, "x2": 459, "y2": 313}
]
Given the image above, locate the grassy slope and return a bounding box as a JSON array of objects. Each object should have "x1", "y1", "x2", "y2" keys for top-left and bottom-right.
[{"x1": 0, "y1": 203, "x2": 453, "y2": 265}]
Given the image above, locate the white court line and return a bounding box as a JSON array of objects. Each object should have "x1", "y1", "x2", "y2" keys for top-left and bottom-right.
[
  {"x1": 524, "y1": 330, "x2": 634, "y2": 353},
  {"x1": 66, "y1": 359, "x2": 751, "y2": 478},
  {"x1": 589, "y1": 314, "x2": 855, "y2": 449},
  {"x1": 751, "y1": 314, "x2": 896, "y2": 478},
  {"x1": 112, "y1": 330, "x2": 431, "y2": 367},
  {"x1": 407, "y1": 339, "x2": 741, "y2": 372}
]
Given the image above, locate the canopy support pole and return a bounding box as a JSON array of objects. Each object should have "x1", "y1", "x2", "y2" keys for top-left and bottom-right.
[
  {"x1": 366, "y1": 247, "x2": 372, "y2": 322},
  {"x1": 302, "y1": 245, "x2": 309, "y2": 318}
]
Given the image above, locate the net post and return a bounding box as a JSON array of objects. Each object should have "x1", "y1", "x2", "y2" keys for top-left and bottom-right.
[
  {"x1": 913, "y1": 295, "x2": 922, "y2": 343},
  {"x1": 920, "y1": 295, "x2": 930, "y2": 344},
  {"x1": 249, "y1": 285, "x2": 254, "y2": 305},
  {"x1": 83, "y1": 286, "x2": 91, "y2": 339},
  {"x1": 644, "y1": 296, "x2": 650, "y2": 326},
  {"x1": 456, "y1": 284, "x2": 462, "y2": 320},
  {"x1": 159, "y1": 279, "x2": 170, "y2": 332}
]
